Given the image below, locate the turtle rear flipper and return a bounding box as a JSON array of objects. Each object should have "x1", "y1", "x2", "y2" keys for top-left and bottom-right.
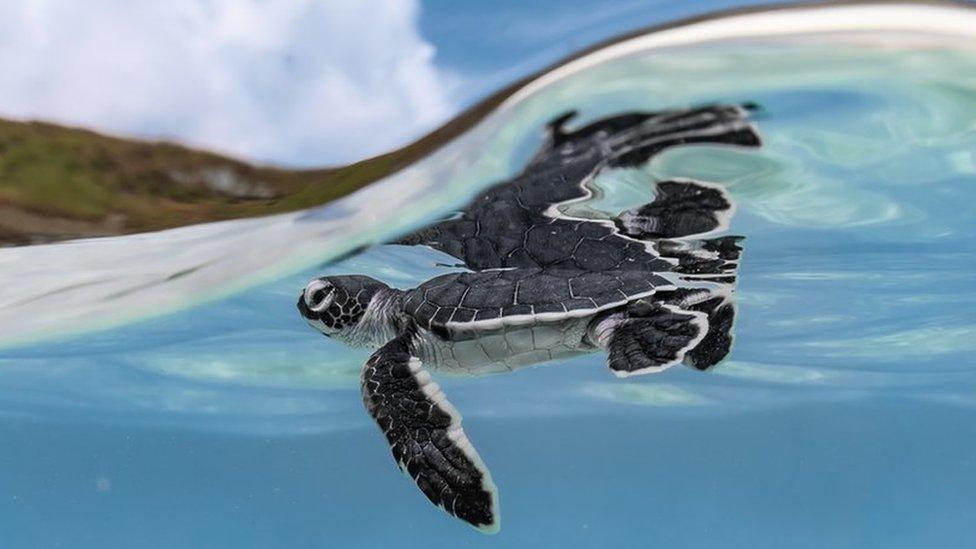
[
  {"x1": 362, "y1": 335, "x2": 499, "y2": 533},
  {"x1": 594, "y1": 301, "x2": 708, "y2": 376},
  {"x1": 662, "y1": 289, "x2": 737, "y2": 371},
  {"x1": 615, "y1": 180, "x2": 735, "y2": 239}
]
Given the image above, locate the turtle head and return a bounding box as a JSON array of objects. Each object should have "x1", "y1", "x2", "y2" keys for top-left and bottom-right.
[{"x1": 298, "y1": 275, "x2": 390, "y2": 337}]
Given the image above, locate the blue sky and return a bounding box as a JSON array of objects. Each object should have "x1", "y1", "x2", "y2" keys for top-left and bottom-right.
[
  {"x1": 420, "y1": 0, "x2": 777, "y2": 102},
  {"x1": 0, "y1": 0, "x2": 780, "y2": 166}
]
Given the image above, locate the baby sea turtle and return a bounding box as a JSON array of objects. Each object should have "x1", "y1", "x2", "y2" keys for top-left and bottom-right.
[{"x1": 297, "y1": 104, "x2": 762, "y2": 532}]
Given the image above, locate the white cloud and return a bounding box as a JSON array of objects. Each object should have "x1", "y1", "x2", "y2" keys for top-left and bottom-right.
[{"x1": 0, "y1": 0, "x2": 458, "y2": 166}]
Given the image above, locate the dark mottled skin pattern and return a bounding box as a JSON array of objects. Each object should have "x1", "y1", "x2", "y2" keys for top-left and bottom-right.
[
  {"x1": 671, "y1": 289, "x2": 736, "y2": 370},
  {"x1": 297, "y1": 275, "x2": 386, "y2": 331},
  {"x1": 606, "y1": 299, "x2": 703, "y2": 374},
  {"x1": 362, "y1": 335, "x2": 495, "y2": 529}
]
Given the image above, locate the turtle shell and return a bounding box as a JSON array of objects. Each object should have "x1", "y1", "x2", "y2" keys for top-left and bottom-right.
[{"x1": 402, "y1": 267, "x2": 673, "y2": 337}]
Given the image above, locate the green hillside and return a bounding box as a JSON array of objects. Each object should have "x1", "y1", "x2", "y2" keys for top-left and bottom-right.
[{"x1": 0, "y1": 115, "x2": 459, "y2": 245}]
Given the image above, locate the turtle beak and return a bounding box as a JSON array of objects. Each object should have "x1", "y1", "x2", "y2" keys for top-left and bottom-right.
[
  {"x1": 297, "y1": 294, "x2": 312, "y2": 319},
  {"x1": 297, "y1": 294, "x2": 332, "y2": 338}
]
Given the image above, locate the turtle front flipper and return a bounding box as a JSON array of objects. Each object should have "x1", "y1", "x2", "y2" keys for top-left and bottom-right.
[
  {"x1": 361, "y1": 335, "x2": 499, "y2": 533},
  {"x1": 592, "y1": 300, "x2": 708, "y2": 376}
]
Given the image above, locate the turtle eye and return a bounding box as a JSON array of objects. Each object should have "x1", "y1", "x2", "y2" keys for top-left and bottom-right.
[{"x1": 304, "y1": 280, "x2": 335, "y2": 311}]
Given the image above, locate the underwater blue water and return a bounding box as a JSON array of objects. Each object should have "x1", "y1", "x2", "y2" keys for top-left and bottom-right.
[{"x1": 4, "y1": 10, "x2": 976, "y2": 549}]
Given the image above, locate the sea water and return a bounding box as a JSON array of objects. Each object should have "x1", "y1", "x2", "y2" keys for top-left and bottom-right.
[{"x1": 2, "y1": 17, "x2": 976, "y2": 549}]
